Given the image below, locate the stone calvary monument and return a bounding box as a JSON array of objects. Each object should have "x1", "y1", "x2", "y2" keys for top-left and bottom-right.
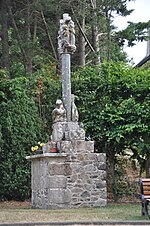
[{"x1": 26, "y1": 13, "x2": 107, "y2": 209}]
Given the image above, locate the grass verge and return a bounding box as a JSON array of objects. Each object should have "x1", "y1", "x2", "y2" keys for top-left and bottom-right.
[{"x1": 0, "y1": 202, "x2": 147, "y2": 223}]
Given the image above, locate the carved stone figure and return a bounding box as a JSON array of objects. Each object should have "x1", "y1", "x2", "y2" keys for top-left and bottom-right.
[
  {"x1": 78, "y1": 122, "x2": 85, "y2": 140},
  {"x1": 52, "y1": 99, "x2": 66, "y2": 123},
  {"x1": 71, "y1": 94, "x2": 79, "y2": 122},
  {"x1": 58, "y1": 13, "x2": 76, "y2": 54},
  {"x1": 52, "y1": 123, "x2": 66, "y2": 151}
]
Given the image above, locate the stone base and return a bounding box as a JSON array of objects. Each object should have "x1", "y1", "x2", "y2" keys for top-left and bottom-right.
[
  {"x1": 52, "y1": 122, "x2": 85, "y2": 143},
  {"x1": 26, "y1": 141, "x2": 107, "y2": 209}
]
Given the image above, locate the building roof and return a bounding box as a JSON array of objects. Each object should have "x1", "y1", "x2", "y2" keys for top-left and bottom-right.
[
  {"x1": 134, "y1": 30, "x2": 150, "y2": 68},
  {"x1": 135, "y1": 54, "x2": 150, "y2": 68}
]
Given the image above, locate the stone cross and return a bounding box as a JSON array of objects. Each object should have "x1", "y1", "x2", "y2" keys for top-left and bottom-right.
[{"x1": 58, "y1": 13, "x2": 76, "y2": 121}]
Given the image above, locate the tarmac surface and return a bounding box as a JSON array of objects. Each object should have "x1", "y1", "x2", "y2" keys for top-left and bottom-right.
[{"x1": 0, "y1": 221, "x2": 150, "y2": 226}]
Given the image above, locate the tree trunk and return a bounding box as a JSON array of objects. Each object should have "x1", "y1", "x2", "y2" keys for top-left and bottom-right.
[
  {"x1": 71, "y1": 6, "x2": 95, "y2": 66},
  {"x1": 0, "y1": 0, "x2": 10, "y2": 70},
  {"x1": 78, "y1": 17, "x2": 86, "y2": 66},
  {"x1": 24, "y1": 0, "x2": 33, "y2": 74},
  {"x1": 91, "y1": 0, "x2": 100, "y2": 64},
  {"x1": 107, "y1": 147, "x2": 116, "y2": 201},
  {"x1": 92, "y1": 25, "x2": 100, "y2": 64},
  {"x1": 105, "y1": 10, "x2": 111, "y2": 61},
  {"x1": 6, "y1": 0, "x2": 29, "y2": 74},
  {"x1": 40, "y1": 9, "x2": 58, "y2": 61}
]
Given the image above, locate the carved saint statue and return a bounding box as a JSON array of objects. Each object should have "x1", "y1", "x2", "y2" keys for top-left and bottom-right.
[
  {"x1": 52, "y1": 100, "x2": 66, "y2": 151},
  {"x1": 58, "y1": 13, "x2": 76, "y2": 54},
  {"x1": 52, "y1": 99, "x2": 66, "y2": 123}
]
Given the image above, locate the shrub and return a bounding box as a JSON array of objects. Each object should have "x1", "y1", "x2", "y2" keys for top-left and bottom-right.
[{"x1": 0, "y1": 77, "x2": 44, "y2": 200}]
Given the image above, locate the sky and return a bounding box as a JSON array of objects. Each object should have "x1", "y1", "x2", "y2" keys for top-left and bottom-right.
[{"x1": 114, "y1": 0, "x2": 150, "y2": 65}]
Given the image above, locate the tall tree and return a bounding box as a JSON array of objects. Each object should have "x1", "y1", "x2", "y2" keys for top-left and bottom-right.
[
  {"x1": 70, "y1": 0, "x2": 135, "y2": 65},
  {"x1": 0, "y1": 0, "x2": 149, "y2": 74},
  {"x1": 0, "y1": 0, "x2": 9, "y2": 70},
  {"x1": 91, "y1": 0, "x2": 100, "y2": 64}
]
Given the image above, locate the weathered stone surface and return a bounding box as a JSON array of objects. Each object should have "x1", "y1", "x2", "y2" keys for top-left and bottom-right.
[
  {"x1": 71, "y1": 187, "x2": 83, "y2": 194},
  {"x1": 70, "y1": 162, "x2": 81, "y2": 173},
  {"x1": 58, "y1": 13, "x2": 76, "y2": 55},
  {"x1": 52, "y1": 122, "x2": 66, "y2": 148},
  {"x1": 73, "y1": 140, "x2": 86, "y2": 152},
  {"x1": 80, "y1": 191, "x2": 90, "y2": 198},
  {"x1": 94, "y1": 198, "x2": 107, "y2": 207},
  {"x1": 63, "y1": 122, "x2": 85, "y2": 141},
  {"x1": 97, "y1": 163, "x2": 106, "y2": 170},
  {"x1": 100, "y1": 188, "x2": 107, "y2": 199},
  {"x1": 65, "y1": 163, "x2": 72, "y2": 175},
  {"x1": 28, "y1": 141, "x2": 107, "y2": 209},
  {"x1": 48, "y1": 176, "x2": 67, "y2": 188},
  {"x1": 48, "y1": 163, "x2": 72, "y2": 176},
  {"x1": 61, "y1": 140, "x2": 73, "y2": 153},
  {"x1": 48, "y1": 188, "x2": 71, "y2": 204},
  {"x1": 96, "y1": 153, "x2": 106, "y2": 162},
  {"x1": 62, "y1": 53, "x2": 71, "y2": 121},
  {"x1": 84, "y1": 164, "x2": 97, "y2": 172},
  {"x1": 67, "y1": 175, "x2": 77, "y2": 184},
  {"x1": 26, "y1": 153, "x2": 67, "y2": 161},
  {"x1": 48, "y1": 163, "x2": 65, "y2": 175},
  {"x1": 86, "y1": 141, "x2": 94, "y2": 152},
  {"x1": 99, "y1": 170, "x2": 107, "y2": 180},
  {"x1": 96, "y1": 180, "x2": 106, "y2": 189}
]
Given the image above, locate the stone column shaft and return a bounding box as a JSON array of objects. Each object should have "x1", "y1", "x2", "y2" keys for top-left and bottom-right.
[{"x1": 62, "y1": 53, "x2": 71, "y2": 122}]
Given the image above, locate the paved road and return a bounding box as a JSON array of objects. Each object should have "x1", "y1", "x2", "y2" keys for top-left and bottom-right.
[{"x1": 1, "y1": 221, "x2": 150, "y2": 226}]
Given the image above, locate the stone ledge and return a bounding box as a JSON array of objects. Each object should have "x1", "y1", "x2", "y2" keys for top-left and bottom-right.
[{"x1": 26, "y1": 153, "x2": 67, "y2": 160}]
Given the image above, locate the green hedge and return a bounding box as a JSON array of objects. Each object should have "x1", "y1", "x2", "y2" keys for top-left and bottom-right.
[
  {"x1": 0, "y1": 77, "x2": 44, "y2": 200},
  {"x1": 0, "y1": 71, "x2": 61, "y2": 200}
]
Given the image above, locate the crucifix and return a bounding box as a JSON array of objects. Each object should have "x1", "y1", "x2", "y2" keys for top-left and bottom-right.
[{"x1": 58, "y1": 13, "x2": 76, "y2": 122}]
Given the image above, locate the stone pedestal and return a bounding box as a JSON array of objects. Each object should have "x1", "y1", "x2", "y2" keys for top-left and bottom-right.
[{"x1": 26, "y1": 141, "x2": 107, "y2": 209}]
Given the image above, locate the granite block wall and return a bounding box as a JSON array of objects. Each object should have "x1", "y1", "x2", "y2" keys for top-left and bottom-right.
[{"x1": 27, "y1": 140, "x2": 107, "y2": 209}]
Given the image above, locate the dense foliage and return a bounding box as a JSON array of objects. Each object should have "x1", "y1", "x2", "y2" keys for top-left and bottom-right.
[
  {"x1": 0, "y1": 75, "x2": 59, "y2": 200},
  {"x1": 0, "y1": 62, "x2": 150, "y2": 200},
  {"x1": 0, "y1": 0, "x2": 150, "y2": 202},
  {"x1": 71, "y1": 63, "x2": 150, "y2": 190}
]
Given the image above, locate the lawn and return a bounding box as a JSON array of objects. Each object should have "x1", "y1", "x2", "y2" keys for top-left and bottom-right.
[{"x1": 0, "y1": 201, "x2": 148, "y2": 223}]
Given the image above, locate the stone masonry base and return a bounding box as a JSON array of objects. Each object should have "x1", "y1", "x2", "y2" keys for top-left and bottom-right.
[{"x1": 26, "y1": 140, "x2": 107, "y2": 209}]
